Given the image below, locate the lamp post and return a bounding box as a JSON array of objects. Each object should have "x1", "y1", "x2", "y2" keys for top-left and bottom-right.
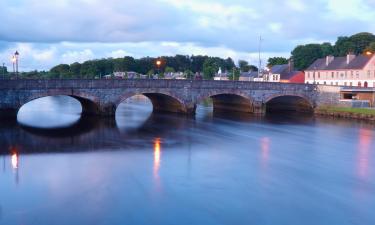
[
  {"x1": 156, "y1": 59, "x2": 162, "y2": 79},
  {"x1": 14, "y1": 51, "x2": 19, "y2": 79},
  {"x1": 12, "y1": 55, "x2": 16, "y2": 77}
]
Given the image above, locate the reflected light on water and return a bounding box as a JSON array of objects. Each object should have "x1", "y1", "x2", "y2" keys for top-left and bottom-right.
[
  {"x1": 154, "y1": 138, "x2": 161, "y2": 178},
  {"x1": 11, "y1": 152, "x2": 19, "y2": 169},
  {"x1": 260, "y1": 137, "x2": 270, "y2": 165},
  {"x1": 357, "y1": 128, "x2": 372, "y2": 179}
]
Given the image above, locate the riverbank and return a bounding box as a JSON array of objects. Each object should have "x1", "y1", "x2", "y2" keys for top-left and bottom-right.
[{"x1": 315, "y1": 106, "x2": 375, "y2": 121}]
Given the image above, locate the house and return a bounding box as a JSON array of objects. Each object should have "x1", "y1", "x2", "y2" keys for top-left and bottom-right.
[
  {"x1": 304, "y1": 53, "x2": 375, "y2": 87},
  {"x1": 263, "y1": 60, "x2": 305, "y2": 83},
  {"x1": 239, "y1": 71, "x2": 259, "y2": 81},
  {"x1": 214, "y1": 67, "x2": 229, "y2": 80}
]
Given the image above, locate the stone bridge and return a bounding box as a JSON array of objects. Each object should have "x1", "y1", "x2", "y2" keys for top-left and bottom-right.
[{"x1": 0, "y1": 79, "x2": 342, "y2": 118}]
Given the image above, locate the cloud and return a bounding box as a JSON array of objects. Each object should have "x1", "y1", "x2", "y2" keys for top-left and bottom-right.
[{"x1": 0, "y1": 0, "x2": 374, "y2": 71}]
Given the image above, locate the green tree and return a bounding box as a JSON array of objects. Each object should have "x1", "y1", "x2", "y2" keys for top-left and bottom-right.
[
  {"x1": 364, "y1": 42, "x2": 375, "y2": 53},
  {"x1": 49, "y1": 64, "x2": 71, "y2": 78},
  {"x1": 184, "y1": 70, "x2": 194, "y2": 79},
  {"x1": 238, "y1": 60, "x2": 249, "y2": 72},
  {"x1": 320, "y1": 42, "x2": 334, "y2": 56},
  {"x1": 348, "y1": 32, "x2": 375, "y2": 54},
  {"x1": 165, "y1": 66, "x2": 175, "y2": 73},
  {"x1": 228, "y1": 67, "x2": 240, "y2": 80},
  {"x1": 203, "y1": 58, "x2": 219, "y2": 80},
  {"x1": 291, "y1": 44, "x2": 323, "y2": 70},
  {"x1": 267, "y1": 57, "x2": 288, "y2": 67},
  {"x1": 70, "y1": 62, "x2": 81, "y2": 77}
]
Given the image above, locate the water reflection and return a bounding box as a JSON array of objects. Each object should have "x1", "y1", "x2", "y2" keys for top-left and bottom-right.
[
  {"x1": 1, "y1": 96, "x2": 375, "y2": 225},
  {"x1": 153, "y1": 138, "x2": 162, "y2": 180},
  {"x1": 357, "y1": 128, "x2": 373, "y2": 180},
  {"x1": 17, "y1": 96, "x2": 82, "y2": 129},
  {"x1": 260, "y1": 137, "x2": 270, "y2": 167}
]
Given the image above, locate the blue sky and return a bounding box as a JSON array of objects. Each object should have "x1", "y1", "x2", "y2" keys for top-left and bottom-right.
[{"x1": 0, "y1": 0, "x2": 375, "y2": 71}]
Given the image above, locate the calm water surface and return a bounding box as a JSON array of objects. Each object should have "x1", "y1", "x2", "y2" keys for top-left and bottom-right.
[{"x1": 0, "y1": 96, "x2": 374, "y2": 225}]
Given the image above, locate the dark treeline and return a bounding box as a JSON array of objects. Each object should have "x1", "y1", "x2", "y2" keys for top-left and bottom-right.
[
  {"x1": 291, "y1": 32, "x2": 375, "y2": 70},
  {"x1": 2, "y1": 54, "x2": 259, "y2": 80},
  {"x1": 19, "y1": 55, "x2": 255, "y2": 80}
]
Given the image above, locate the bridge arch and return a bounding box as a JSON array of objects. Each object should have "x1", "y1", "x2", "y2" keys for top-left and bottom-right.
[
  {"x1": 265, "y1": 94, "x2": 314, "y2": 114},
  {"x1": 197, "y1": 91, "x2": 255, "y2": 113},
  {"x1": 18, "y1": 90, "x2": 100, "y2": 116},
  {"x1": 116, "y1": 91, "x2": 189, "y2": 114}
]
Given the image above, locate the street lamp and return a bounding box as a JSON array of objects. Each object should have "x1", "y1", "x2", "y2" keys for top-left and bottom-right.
[
  {"x1": 156, "y1": 59, "x2": 162, "y2": 78},
  {"x1": 14, "y1": 51, "x2": 19, "y2": 79},
  {"x1": 11, "y1": 55, "x2": 16, "y2": 77}
]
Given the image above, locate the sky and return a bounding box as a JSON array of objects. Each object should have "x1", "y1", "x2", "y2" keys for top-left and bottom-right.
[{"x1": 0, "y1": 0, "x2": 375, "y2": 71}]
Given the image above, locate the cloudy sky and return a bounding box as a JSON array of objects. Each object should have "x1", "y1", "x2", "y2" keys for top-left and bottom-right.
[{"x1": 1, "y1": 0, "x2": 375, "y2": 71}]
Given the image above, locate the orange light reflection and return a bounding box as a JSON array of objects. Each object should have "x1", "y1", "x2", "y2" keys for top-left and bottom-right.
[
  {"x1": 357, "y1": 129, "x2": 372, "y2": 179},
  {"x1": 11, "y1": 152, "x2": 18, "y2": 169},
  {"x1": 153, "y1": 138, "x2": 161, "y2": 178}
]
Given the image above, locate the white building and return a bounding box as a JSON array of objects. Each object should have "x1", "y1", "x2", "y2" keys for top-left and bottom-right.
[{"x1": 305, "y1": 53, "x2": 375, "y2": 87}]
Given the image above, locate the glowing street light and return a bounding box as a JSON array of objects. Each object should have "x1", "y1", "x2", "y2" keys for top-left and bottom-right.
[{"x1": 365, "y1": 51, "x2": 373, "y2": 56}]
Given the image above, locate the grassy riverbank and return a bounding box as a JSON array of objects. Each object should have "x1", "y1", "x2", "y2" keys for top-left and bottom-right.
[
  {"x1": 317, "y1": 106, "x2": 375, "y2": 115},
  {"x1": 315, "y1": 106, "x2": 375, "y2": 120}
]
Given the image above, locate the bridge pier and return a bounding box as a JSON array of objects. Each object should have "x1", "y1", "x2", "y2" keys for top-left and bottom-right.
[
  {"x1": 253, "y1": 101, "x2": 266, "y2": 115},
  {"x1": 0, "y1": 108, "x2": 18, "y2": 119}
]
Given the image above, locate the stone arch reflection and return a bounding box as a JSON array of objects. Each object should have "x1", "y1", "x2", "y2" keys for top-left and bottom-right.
[{"x1": 17, "y1": 95, "x2": 83, "y2": 129}]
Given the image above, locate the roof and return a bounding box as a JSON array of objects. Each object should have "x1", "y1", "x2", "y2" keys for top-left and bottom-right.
[
  {"x1": 240, "y1": 71, "x2": 258, "y2": 78},
  {"x1": 306, "y1": 55, "x2": 373, "y2": 71},
  {"x1": 271, "y1": 64, "x2": 289, "y2": 74},
  {"x1": 269, "y1": 64, "x2": 304, "y2": 81}
]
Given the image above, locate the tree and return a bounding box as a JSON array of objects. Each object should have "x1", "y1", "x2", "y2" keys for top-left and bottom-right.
[
  {"x1": 184, "y1": 70, "x2": 194, "y2": 79},
  {"x1": 348, "y1": 32, "x2": 375, "y2": 55},
  {"x1": 238, "y1": 60, "x2": 249, "y2": 72},
  {"x1": 228, "y1": 67, "x2": 240, "y2": 80},
  {"x1": 224, "y1": 57, "x2": 235, "y2": 71},
  {"x1": 267, "y1": 57, "x2": 288, "y2": 67},
  {"x1": 165, "y1": 66, "x2": 175, "y2": 73},
  {"x1": 70, "y1": 62, "x2": 81, "y2": 77},
  {"x1": 50, "y1": 64, "x2": 71, "y2": 78},
  {"x1": 364, "y1": 42, "x2": 375, "y2": 53},
  {"x1": 203, "y1": 58, "x2": 219, "y2": 80},
  {"x1": 291, "y1": 44, "x2": 323, "y2": 70},
  {"x1": 320, "y1": 42, "x2": 334, "y2": 56}
]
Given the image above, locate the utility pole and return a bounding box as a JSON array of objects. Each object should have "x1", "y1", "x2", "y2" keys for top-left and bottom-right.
[{"x1": 258, "y1": 35, "x2": 262, "y2": 78}]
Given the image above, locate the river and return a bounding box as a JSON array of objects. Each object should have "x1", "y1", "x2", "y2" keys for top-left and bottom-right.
[{"x1": 0, "y1": 96, "x2": 374, "y2": 225}]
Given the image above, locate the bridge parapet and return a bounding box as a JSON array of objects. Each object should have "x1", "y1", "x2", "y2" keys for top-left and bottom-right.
[{"x1": 0, "y1": 79, "x2": 340, "y2": 118}]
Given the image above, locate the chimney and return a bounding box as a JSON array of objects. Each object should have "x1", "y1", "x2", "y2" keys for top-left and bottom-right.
[
  {"x1": 288, "y1": 58, "x2": 294, "y2": 72},
  {"x1": 346, "y1": 52, "x2": 355, "y2": 64},
  {"x1": 326, "y1": 55, "x2": 334, "y2": 66}
]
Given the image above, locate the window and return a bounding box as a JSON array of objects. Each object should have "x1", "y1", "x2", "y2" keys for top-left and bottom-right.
[
  {"x1": 307, "y1": 73, "x2": 310, "y2": 78},
  {"x1": 331, "y1": 72, "x2": 334, "y2": 78},
  {"x1": 351, "y1": 71, "x2": 354, "y2": 78},
  {"x1": 367, "y1": 70, "x2": 371, "y2": 78},
  {"x1": 358, "y1": 81, "x2": 362, "y2": 87},
  {"x1": 364, "y1": 81, "x2": 368, "y2": 88},
  {"x1": 344, "y1": 82, "x2": 347, "y2": 86},
  {"x1": 318, "y1": 72, "x2": 320, "y2": 79},
  {"x1": 336, "y1": 82, "x2": 339, "y2": 86},
  {"x1": 350, "y1": 82, "x2": 353, "y2": 86},
  {"x1": 356, "y1": 71, "x2": 359, "y2": 78},
  {"x1": 324, "y1": 81, "x2": 326, "y2": 85},
  {"x1": 331, "y1": 82, "x2": 333, "y2": 85}
]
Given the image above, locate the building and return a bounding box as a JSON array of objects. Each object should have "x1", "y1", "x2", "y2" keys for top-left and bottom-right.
[
  {"x1": 305, "y1": 53, "x2": 375, "y2": 87},
  {"x1": 214, "y1": 67, "x2": 229, "y2": 81},
  {"x1": 263, "y1": 61, "x2": 305, "y2": 83},
  {"x1": 239, "y1": 71, "x2": 259, "y2": 81}
]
